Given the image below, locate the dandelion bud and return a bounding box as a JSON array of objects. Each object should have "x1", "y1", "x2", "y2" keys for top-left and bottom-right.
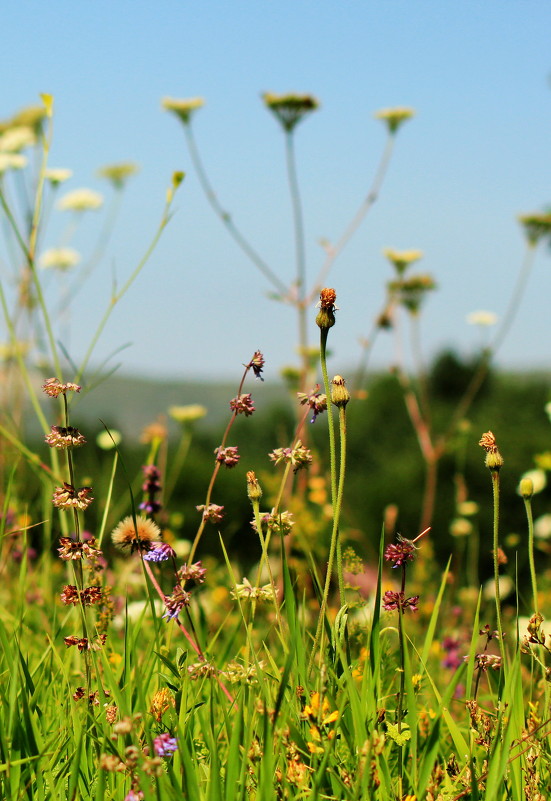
[
  {"x1": 520, "y1": 478, "x2": 534, "y2": 499},
  {"x1": 330, "y1": 375, "x2": 350, "y2": 408},
  {"x1": 246, "y1": 471, "x2": 263, "y2": 502},
  {"x1": 478, "y1": 431, "x2": 504, "y2": 471}
]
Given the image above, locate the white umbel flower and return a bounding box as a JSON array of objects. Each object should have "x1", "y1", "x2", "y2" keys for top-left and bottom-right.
[{"x1": 57, "y1": 188, "x2": 103, "y2": 212}]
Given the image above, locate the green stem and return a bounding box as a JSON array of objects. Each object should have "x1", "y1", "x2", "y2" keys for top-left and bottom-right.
[
  {"x1": 524, "y1": 495, "x2": 538, "y2": 615},
  {"x1": 491, "y1": 470, "x2": 504, "y2": 648},
  {"x1": 285, "y1": 131, "x2": 308, "y2": 387}
]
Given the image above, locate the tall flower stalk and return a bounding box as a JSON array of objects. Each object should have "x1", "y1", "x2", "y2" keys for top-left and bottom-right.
[{"x1": 479, "y1": 431, "x2": 505, "y2": 647}]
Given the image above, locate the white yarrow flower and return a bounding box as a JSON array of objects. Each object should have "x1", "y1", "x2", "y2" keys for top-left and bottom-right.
[
  {"x1": 39, "y1": 247, "x2": 81, "y2": 271},
  {"x1": 0, "y1": 153, "x2": 27, "y2": 173},
  {"x1": 466, "y1": 310, "x2": 498, "y2": 327},
  {"x1": 56, "y1": 188, "x2": 103, "y2": 212},
  {"x1": 45, "y1": 167, "x2": 73, "y2": 185},
  {"x1": 0, "y1": 126, "x2": 36, "y2": 153}
]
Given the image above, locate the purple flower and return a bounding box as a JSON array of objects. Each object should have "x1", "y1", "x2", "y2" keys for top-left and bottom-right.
[
  {"x1": 382, "y1": 590, "x2": 419, "y2": 614},
  {"x1": 163, "y1": 586, "x2": 191, "y2": 620},
  {"x1": 143, "y1": 542, "x2": 177, "y2": 562},
  {"x1": 154, "y1": 732, "x2": 178, "y2": 757}
]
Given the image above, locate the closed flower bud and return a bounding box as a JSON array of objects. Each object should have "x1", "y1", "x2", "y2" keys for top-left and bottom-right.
[
  {"x1": 246, "y1": 471, "x2": 263, "y2": 501},
  {"x1": 330, "y1": 375, "x2": 350, "y2": 408},
  {"x1": 520, "y1": 478, "x2": 534, "y2": 499},
  {"x1": 315, "y1": 288, "x2": 337, "y2": 330}
]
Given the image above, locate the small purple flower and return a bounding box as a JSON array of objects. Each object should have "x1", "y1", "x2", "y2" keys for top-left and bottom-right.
[
  {"x1": 384, "y1": 536, "x2": 417, "y2": 568},
  {"x1": 163, "y1": 586, "x2": 191, "y2": 620},
  {"x1": 382, "y1": 590, "x2": 419, "y2": 614},
  {"x1": 229, "y1": 393, "x2": 255, "y2": 416},
  {"x1": 196, "y1": 503, "x2": 224, "y2": 523},
  {"x1": 297, "y1": 385, "x2": 327, "y2": 423},
  {"x1": 178, "y1": 561, "x2": 207, "y2": 584},
  {"x1": 143, "y1": 542, "x2": 177, "y2": 562},
  {"x1": 139, "y1": 465, "x2": 162, "y2": 515},
  {"x1": 214, "y1": 446, "x2": 240, "y2": 468},
  {"x1": 246, "y1": 350, "x2": 265, "y2": 381},
  {"x1": 154, "y1": 732, "x2": 178, "y2": 757}
]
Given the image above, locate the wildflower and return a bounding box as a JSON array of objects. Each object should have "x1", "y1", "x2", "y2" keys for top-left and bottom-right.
[
  {"x1": 231, "y1": 577, "x2": 277, "y2": 603},
  {"x1": 534, "y1": 513, "x2": 551, "y2": 540},
  {"x1": 466, "y1": 310, "x2": 498, "y2": 327},
  {"x1": 388, "y1": 273, "x2": 437, "y2": 314},
  {"x1": 315, "y1": 287, "x2": 337, "y2": 329},
  {"x1": 52, "y1": 483, "x2": 94, "y2": 511},
  {"x1": 374, "y1": 106, "x2": 415, "y2": 134},
  {"x1": 168, "y1": 403, "x2": 207, "y2": 424},
  {"x1": 39, "y1": 247, "x2": 81, "y2": 271},
  {"x1": 441, "y1": 637, "x2": 463, "y2": 670},
  {"x1": 384, "y1": 535, "x2": 417, "y2": 568},
  {"x1": 64, "y1": 634, "x2": 107, "y2": 651},
  {"x1": 45, "y1": 425, "x2": 86, "y2": 449},
  {"x1": 269, "y1": 440, "x2": 312, "y2": 472},
  {"x1": 178, "y1": 561, "x2": 207, "y2": 583},
  {"x1": 56, "y1": 188, "x2": 103, "y2": 212},
  {"x1": 150, "y1": 688, "x2": 174, "y2": 722},
  {"x1": 479, "y1": 430, "x2": 504, "y2": 471},
  {"x1": 214, "y1": 445, "x2": 240, "y2": 468},
  {"x1": 331, "y1": 375, "x2": 350, "y2": 408},
  {"x1": 163, "y1": 586, "x2": 191, "y2": 620},
  {"x1": 221, "y1": 659, "x2": 266, "y2": 684},
  {"x1": 251, "y1": 509, "x2": 295, "y2": 537},
  {"x1": 229, "y1": 393, "x2": 255, "y2": 416},
  {"x1": 518, "y1": 469, "x2": 546, "y2": 496},
  {"x1": 0, "y1": 126, "x2": 35, "y2": 152},
  {"x1": 58, "y1": 536, "x2": 102, "y2": 560},
  {"x1": 382, "y1": 248, "x2": 423, "y2": 276},
  {"x1": 154, "y1": 732, "x2": 178, "y2": 757},
  {"x1": 0, "y1": 153, "x2": 27, "y2": 172},
  {"x1": 246, "y1": 470, "x2": 263, "y2": 502},
  {"x1": 96, "y1": 429, "x2": 122, "y2": 449},
  {"x1": 60, "y1": 585, "x2": 102, "y2": 606},
  {"x1": 99, "y1": 753, "x2": 125, "y2": 772},
  {"x1": 468, "y1": 653, "x2": 502, "y2": 671},
  {"x1": 187, "y1": 661, "x2": 218, "y2": 679},
  {"x1": 45, "y1": 167, "x2": 73, "y2": 185},
  {"x1": 246, "y1": 350, "x2": 265, "y2": 380},
  {"x1": 518, "y1": 212, "x2": 551, "y2": 247},
  {"x1": 196, "y1": 503, "x2": 224, "y2": 523},
  {"x1": 140, "y1": 420, "x2": 167, "y2": 444},
  {"x1": 162, "y1": 96, "x2": 205, "y2": 125},
  {"x1": 42, "y1": 377, "x2": 81, "y2": 397},
  {"x1": 457, "y1": 500, "x2": 479, "y2": 516},
  {"x1": 123, "y1": 790, "x2": 144, "y2": 801},
  {"x1": 382, "y1": 590, "x2": 419, "y2": 613},
  {"x1": 111, "y1": 515, "x2": 160, "y2": 553},
  {"x1": 262, "y1": 92, "x2": 319, "y2": 132},
  {"x1": 297, "y1": 385, "x2": 327, "y2": 423},
  {"x1": 143, "y1": 542, "x2": 176, "y2": 562},
  {"x1": 97, "y1": 161, "x2": 139, "y2": 189},
  {"x1": 139, "y1": 464, "x2": 162, "y2": 515}
]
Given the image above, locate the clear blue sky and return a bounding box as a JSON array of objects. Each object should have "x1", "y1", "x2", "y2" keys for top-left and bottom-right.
[{"x1": 2, "y1": 1, "x2": 551, "y2": 383}]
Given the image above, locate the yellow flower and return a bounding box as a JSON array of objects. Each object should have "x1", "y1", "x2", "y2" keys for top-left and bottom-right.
[
  {"x1": 374, "y1": 107, "x2": 415, "y2": 134},
  {"x1": 262, "y1": 92, "x2": 319, "y2": 132},
  {"x1": 0, "y1": 126, "x2": 35, "y2": 152},
  {"x1": 39, "y1": 247, "x2": 81, "y2": 271},
  {"x1": 0, "y1": 153, "x2": 27, "y2": 173},
  {"x1": 45, "y1": 167, "x2": 73, "y2": 185},
  {"x1": 162, "y1": 96, "x2": 205, "y2": 125},
  {"x1": 57, "y1": 188, "x2": 103, "y2": 212},
  {"x1": 383, "y1": 247, "x2": 423, "y2": 275},
  {"x1": 97, "y1": 162, "x2": 139, "y2": 189},
  {"x1": 168, "y1": 404, "x2": 207, "y2": 424}
]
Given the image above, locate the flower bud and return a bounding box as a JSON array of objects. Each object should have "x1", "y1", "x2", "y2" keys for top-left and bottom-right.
[
  {"x1": 520, "y1": 478, "x2": 534, "y2": 499},
  {"x1": 246, "y1": 471, "x2": 263, "y2": 502},
  {"x1": 316, "y1": 288, "x2": 337, "y2": 330},
  {"x1": 330, "y1": 375, "x2": 350, "y2": 408}
]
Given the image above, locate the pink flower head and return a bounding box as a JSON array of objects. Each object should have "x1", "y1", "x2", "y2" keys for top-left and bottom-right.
[
  {"x1": 214, "y1": 446, "x2": 240, "y2": 468},
  {"x1": 382, "y1": 590, "x2": 419, "y2": 614},
  {"x1": 229, "y1": 394, "x2": 255, "y2": 416}
]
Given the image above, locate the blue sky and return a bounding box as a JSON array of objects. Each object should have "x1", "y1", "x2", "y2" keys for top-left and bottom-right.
[{"x1": 2, "y1": 1, "x2": 551, "y2": 383}]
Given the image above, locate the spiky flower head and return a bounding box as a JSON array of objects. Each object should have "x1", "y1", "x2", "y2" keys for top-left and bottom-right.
[
  {"x1": 316, "y1": 288, "x2": 337, "y2": 329},
  {"x1": 374, "y1": 107, "x2": 415, "y2": 134},
  {"x1": 111, "y1": 515, "x2": 160, "y2": 553},
  {"x1": 52, "y1": 483, "x2": 93, "y2": 511},
  {"x1": 97, "y1": 162, "x2": 139, "y2": 190},
  {"x1": 479, "y1": 431, "x2": 504, "y2": 471},
  {"x1": 382, "y1": 247, "x2": 423, "y2": 276},
  {"x1": 196, "y1": 503, "x2": 224, "y2": 523},
  {"x1": 162, "y1": 96, "x2": 205, "y2": 125},
  {"x1": 58, "y1": 536, "x2": 102, "y2": 561},
  {"x1": 229, "y1": 393, "x2": 255, "y2": 416},
  {"x1": 214, "y1": 446, "x2": 240, "y2": 468},
  {"x1": 45, "y1": 425, "x2": 86, "y2": 449},
  {"x1": 269, "y1": 440, "x2": 312, "y2": 473},
  {"x1": 262, "y1": 92, "x2": 319, "y2": 132},
  {"x1": 42, "y1": 377, "x2": 81, "y2": 397},
  {"x1": 297, "y1": 385, "x2": 327, "y2": 423}
]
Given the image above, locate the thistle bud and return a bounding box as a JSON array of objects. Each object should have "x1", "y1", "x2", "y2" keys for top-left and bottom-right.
[
  {"x1": 246, "y1": 471, "x2": 263, "y2": 502},
  {"x1": 330, "y1": 375, "x2": 350, "y2": 408},
  {"x1": 316, "y1": 288, "x2": 337, "y2": 330}
]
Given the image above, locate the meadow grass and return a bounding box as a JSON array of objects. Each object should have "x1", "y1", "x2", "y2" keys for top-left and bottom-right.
[{"x1": 2, "y1": 95, "x2": 551, "y2": 801}]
